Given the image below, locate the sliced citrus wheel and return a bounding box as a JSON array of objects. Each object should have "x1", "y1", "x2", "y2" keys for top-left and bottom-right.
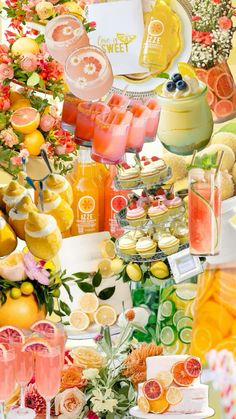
[
  {"x1": 184, "y1": 356, "x2": 202, "y2": 378},
  {"x1": 207, "y1": 90, "x2": 216, "y2": 107},
  {"x1": 149, "y1": 394, "x2": 169, "y2": 413},
  {"x1": 78, "y1": 196, "x2": 95, "y2": 214},
  {"x1": 138, "y1": 396, "x2": 150, "y2": 413},
  {"x1": 97, "y1": 258, "x2": 112, "y2": 278},
  {"x1": 100, "y1": 239, "x2": 116, "y2": 259},
  {"x1": 69, "y1": 310, "x2": 90, "y2": 331},
  {"x1": 163, "y1": 340, "x2": 186, "y2": 355},
  {"x1": 215, "y1": 73, "x2": 234, "y2": 99},
  {"x1": 143, "y1": 379, "x2": 163, "y2": 401},
  {"x1": 195, "y1": 68, "x2": 208, "y2": 83},
  {"x1": 166, "y1": 386, "x2": 183, "y2": 405},
  {"x1": 172, "y1": 361, "x2": 194, "y2": 386},
  {"x1": 79, "y1": 293, "x2": 99, "y2": 314},
  {"x1": 206, "y1": 66, "x2": 224, "y2": 90},
  {"x1": 11, "y1": 107, "x2": 40, "y2": 134},
  {"x1": 94, "y1": 305, "x2": 117, "y2": 326},
  {"x1": 156, "y1": 371, "x2": 173, "y2": 388},
  {"x1": 31, "y1": 320, "x2": 57, "y2": 335},
  {"x1": 214, "y1": 99, "x2": 234, "y2": 118},
  {"x1": 0, "y1": 326, "x2": 24, "y2": 344},
  {"x1": 23, "y1": 339, "x2": 50, "y2": 352},
  {"x1": 178, "y1": 62, "x2": 196, "y2": 78},
  {"x1": 175, "y1": 283, "x2": 197, "y2": 301}
]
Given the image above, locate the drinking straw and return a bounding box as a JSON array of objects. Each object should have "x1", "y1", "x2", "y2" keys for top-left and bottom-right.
[
  {"x1": 190, "y1": 150, "x2": 197, "y2": 166},
  {"x1": 214, "y1": 151, "x2": 224, "y2": 180}
]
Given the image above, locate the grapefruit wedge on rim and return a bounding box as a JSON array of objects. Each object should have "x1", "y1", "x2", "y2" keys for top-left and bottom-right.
[
  {"x1": 31, "y1": 320, "x2": 57, "y2": 336},
  {"x1": 11, "y1": 107, "x2": 40, "y2": 134},
  {"x1": 0, "y1": 326, "x2": 24, "y2": 344},
  {"x1": 23, "y1": 338, "x2": 50, "y2": 352}
]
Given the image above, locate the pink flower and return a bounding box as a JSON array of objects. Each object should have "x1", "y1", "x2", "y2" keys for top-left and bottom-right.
[
  {"x1": 20, "y1": 53, "x2": 38, "y2": 72},
  {"x1": 23, "y1": 251, "x2": 50, "y2": 285},
  {"x1": 10, "y1": 156, "x2": 22, "y2": 166},
  {"x1": 55, "y1": 388, "x2": 86, "y2": 419},
  {"x1": 203, "y1": 33, "x2": 213, "y2": 45},
  {"x1": 54, "y1": 4, "x2": 66, "y2": 13},
  {"x1": 55, "y1": 144, "x2": 67, "y2": 155},
  {"x1": 0, "y1": 63, "x2": 14, "y2": 82},
  {"x1": 40, "y1": 141, "x2": 54, "y2": 156},
  {"x1": 24, "y1": 383, "x2": 46, "y2": 414},
  {"x1": 89, "y1": 21, "x2": 96, "y2": 29},
  {"x1": 19, "y1": 149, "x2": 30, "y2": 159},
  {"x1": 218, "y1": 16, "x2": 232, "y2": 30},
  {"x1": 1, "y1": 128, "x2": 19, "y2": 148},
  {"x1": 40, "y1": 114, "x2": 56, "y2": 132},
  {"x1": 87, "y1": 411, "x2": 99, "y2": 419},
  {"x1": 0, "y1": 45, "x2": 11, "y2": 64}
]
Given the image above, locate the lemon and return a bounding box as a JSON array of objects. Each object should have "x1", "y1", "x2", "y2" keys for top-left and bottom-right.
[
  {"x1": 97, "y1": 258, "x2": 112, "y2": 278},
  {"x1": 23, "y1": 130, "x2": 45, "y2": 156},
  {"x1": 69, "y1": 310, "x2": 90, "y2": 331},
  {"x1": 21, "y1": 281, "x2": 34, "y2": 296},
  {"x1": 52, "y1": 288, "x2": 60, "y2": 298},
  {"x1": 0, "y1": 217, "x2": 17, "y2": 257},
  {"x1": 79, "y1": 293, "x2": 99, "y2": 314},
  {"x1": 175, "y1": 283, "x2": 197, "y2": 301},
  {"x1": 11, "y1": 37, "x2": 40, "y2": 57},
  {"x1": 178, "y1": 62, "x2": 196, "y2": 78},
  {"x1": 10, "y1": 91, "x2": 24, "y2": 104},
  {"x1": 11, "y1": 98, "x2": 31, "y2": 111},
  {"x1": 10, "y1": 288, "x2": 22, "y2": 300},
  {"x1": 110, "y1": 257, "x2": 124, "y2": 274},
  {"x1": 63, "y1": 1, "x2": 84, "y2": 17},
  {"x1": 100, "y1": 239, "x2": 116, "y2": 259},
  {"x1": 94, "y1": 305, "x2": 117, "y2": 326},
  {"x1": 150, "y1": 261, "x2": 169, "y2": 279},
  {"x1": 126, "y1": 262, "x2": 142, "y2": 282}
]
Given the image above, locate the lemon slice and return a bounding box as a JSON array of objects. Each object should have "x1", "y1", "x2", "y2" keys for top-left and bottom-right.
[
  {"x1": 175, "y1": 283, "x2": 197, "y2": 301},
  {"x1": 156, "y1": 371, "x2": 173, "y2": 388},
  {"x1": 178, "y1": 62, "x2": 196, "y2": 79},
  {"x1": 69, "y1": 310, "x2": 90, "y2": 331},
  {"x1": 163, "y1": 340, "x2": 183, "y2": 355},
  {"x1": 79, "y1": 293, "x2": 99, "y2": 314},
  {"x1": 138, "y1": 396, "x2": 150, "y2": 414},
  {"x1": 97, "y1": 258, "x2": 112, "y2": 278},
  {"x1": 229, "y1": 214, "x2": 236, "y2": 228},
  {"x1": 94, "y1": 305, "x2": 117, "y2": 326},
  {"x1": 100, "y1": 239, "x2": 116, "y2": 259}
]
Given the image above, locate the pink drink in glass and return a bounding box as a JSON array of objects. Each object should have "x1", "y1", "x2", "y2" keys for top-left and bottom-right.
[
  {"x1": 64, "y1": 46, "x2": 113, "y2": 101},
  {"x1": 107, "y1": 93, "x2": 130, "y2": 110},
  {"x1": 145, "y1": 98, "x2": 160, "y2": 142},
  {"x1": 44, "y1": 327, "x2": 66, "y2": 368},
  {"x1": 91, "y1": 109, "x2": 133, "y2": 164},
  {"x1": 126, "y1": 103, "x2": 151, "y2": 153},
  {"x1": 75, "y1": 101, "x2": 110, "y2": 146},
  {"x1": 0, "y1": 348, "x2": 16, "y2": 414},
  {"x1": 45, "y1": 15, "x2": 89, "y2": 64},
  {"x1": 61, "y1": 94, "x2": 82, "y2": 132}
]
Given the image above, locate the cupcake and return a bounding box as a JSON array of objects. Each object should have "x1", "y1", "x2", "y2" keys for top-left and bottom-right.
[
  {"x1": 124, "y1": 229, "x2": 145, "y2": 240},
  {"x1": 126, "y1": 202, "x2": 146, "y2": 227},
  {"x1": 164, "y1": 193, "x2": 183, "y2": 215},
  {"x1": 44, "y1": 174, "x2": 73, "y2": 205},
  {"x1": 118, "y1": 163, "x2": 140, "y2": 188},
  {"x1": 137, "y1": 190, "x2": 149, "y2": 210},
  {"x1": 9, "y1": 195, "x2": 38, "y2": 240},
  {"x1": 158, "y1": 235, "x2": 180, "y2": 255},
  {"x1": 171, "y1": 220, "x2": 189, "y2": 244},
  {"x1": 148, "y1": 200, "x2": 168, "y2": 224},
  {"x1": 136, "y1": 237, "x2": 157, "y2": 258},
  {"x1": 39, "y1": 190, "x2": 74, "y2": 233},
  {"x1": 140, "y1": 161, "x2": 160, "y2": 185},
  {"x1": 118, "y1": 234, "x2": 136, "y2": 255},
  {"x1": 3, "y1": 181, "x2": 28, "y2": 213},
  {"x1": 150, "y1": 157, "x2": 168, "y2": 179}
]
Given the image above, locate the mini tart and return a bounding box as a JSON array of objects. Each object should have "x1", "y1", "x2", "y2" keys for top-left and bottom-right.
[
  {"x1": 141, "y1": 164, "x2": 160, "y2": 185},
  {"x1": 165, "y1": 196, "x2": 183, "y2": 215},
  {"x1": 153, "y1": 159, "x2": 168, "y2": 179},
  {"x1": 126, "y1": 207, "x2": 146, "y2": 227},
  {"x1": 118, "y1": 166, "x2": 140, "y2": 188},
  {"x1": 136, "y1": 237, "x2": 157, "y2": 259},
  {"x1": 118, "y1": 235, "x2": 136, "y2": 255},
  {"x1": 158, "y1": 235, "x2": 180, "y2": 255},
  {"x1": 148, "y1": 203, "x2": 168, "y2": 224}
]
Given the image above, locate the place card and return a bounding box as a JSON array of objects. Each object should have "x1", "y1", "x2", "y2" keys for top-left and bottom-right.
[{"x1": 168, "y1": 247, "x2": 203, "y2": 283}]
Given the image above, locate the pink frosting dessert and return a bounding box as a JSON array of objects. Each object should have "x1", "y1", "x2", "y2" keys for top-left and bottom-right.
[
  {"x1": 127, "y1": 206, "x2": 146, "y2": 220},
  {"x1": 148, "y1": 202, "x2": 168, "y2": 217},
  {"x1": 164, "y1": 195, "x2": 182, "y2": 208}
]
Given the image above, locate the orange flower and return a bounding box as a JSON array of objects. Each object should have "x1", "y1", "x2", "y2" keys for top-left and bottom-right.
[{"x1": 60, "y1": 366, "x2": 87, "y2": 392}]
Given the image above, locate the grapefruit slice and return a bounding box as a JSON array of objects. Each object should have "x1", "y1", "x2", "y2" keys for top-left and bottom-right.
[
  {"x1": 31, "y1": 320, "x2": 57, "y2": 335},
  {"x1": 195, "y1": 68, "x2": 208, "y2": 83},
  {"x1": 11, "y1": 107, "x2": 40, "y2": 134},
  {"x1": 184, "y1": 356, "x2": 202, "y2": 378},
  {"x1": 23, "y1": 339, "x2": 50, "y2": 352},
  {"x1": 0, "y1": 326, "x2": 24, "y2": 344},
  {"x1": 215, "y1": 73, "x2": 234, "y2": 99},
  {"x1": 214, "y1": 100, "x2": 234, "y2": 118},
  {"x1": 172, "y1": 361, "x2": 194, "y2": 386},
  {"x1": 207, "y1": 90, "x2": 216, "y2": 108},
  {"x1": 0, "y1": 344, "x2": 7, "y2": 355},
  {"x1": 143, "y1": 379, "x2": 163, "y2": 401},
  {"x1": 206, "y1": 66, "x2": 224, "y2": 91}
]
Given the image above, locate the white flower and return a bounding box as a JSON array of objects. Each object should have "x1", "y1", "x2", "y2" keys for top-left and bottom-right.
[
  {"x1": 76, "y1": 77, "x2": 87, "y2": 88},
  {"x1": 83, "y1": 63, "x2": 96, "y2": 75},
  {"x1": 54, "y1": 388, "x2": 86, "y2": 419},
  {"x1": 91, "y1": 388, "x2": 118, "y2": 414},
  {"x1": 82, "y1": 368, "x2": 99, "y2": 381}
]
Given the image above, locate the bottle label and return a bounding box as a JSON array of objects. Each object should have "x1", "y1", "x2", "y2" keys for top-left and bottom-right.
[
  {"x1": 77, "y1": 195, "x2": 97, "y2": 234},
  {"x1": 109, "y1": 195, "x2": 128, "y2": 237},
  {"x1": 144, "y1": 18, "x2": 164, "y2": 53}
]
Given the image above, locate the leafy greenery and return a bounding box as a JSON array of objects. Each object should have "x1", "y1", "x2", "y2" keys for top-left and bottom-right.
[
  {"x1": 187, "y1": 152, "x2": 218, "y2": 170},
  {"x1": 67, "y1": 270, "x2": 116, "y2": 300}
]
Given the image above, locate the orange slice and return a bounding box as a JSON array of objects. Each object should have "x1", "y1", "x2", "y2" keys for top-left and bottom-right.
[
  {"x1": 149, "y1": 394, "x2": 169, "y2": 413},
  {"x1": 166, "y1": 386, "x2": 183, "y2": 405},
  {"x1": 138, "y1": 396, "x2": 150, "y2": 413},
  {"x1": 215, "y1": 338, "x2": 236, "y2": 356},
  {"x1": 11, "y1": 107, "x2": 40, "y2": 134},
  {"x1": 172, "y1": 362, "x2": 194, "y2": 387}
]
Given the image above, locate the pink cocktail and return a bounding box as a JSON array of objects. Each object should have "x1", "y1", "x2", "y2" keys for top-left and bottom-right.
[
  {"x1": 126, "y1": 103, "x2": 151, "y2": 153},
  {"x1": 75, "y1": 101, "x2": 110, "y2": 147},
  {"x1": 43, "y1": 325, "x2": 66, "y2": 368},
  {"x1": 0, "y1": 348, "x2": 16, "y2": 418},
  {"x1": 64, "y1": 46, "x2": 113, "y2": 101},
  {"x1": 45, "y1": 15, "x2": 89, "y2": 64},
  {"x1": 35, "y1": 347, "x2": 61, "y2": 419},
  {"x1": 91, "y1": 109, "x2": 132, "y2": 164},
  {"x1": 145, "y1": 98, "x2": 160, "y2": 142},
  {"x1": 61, "y1": 94, "x2": 82, "y2": 132},
  {"x1": 107, "y1": 93, "x2": 130, "y2": 110}
]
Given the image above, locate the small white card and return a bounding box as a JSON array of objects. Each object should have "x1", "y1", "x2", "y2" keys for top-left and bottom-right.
[
  {"x1": 86, "y1": 0, "x2": 148, "y2": 75},
  {"x1": 168, "y1": 248, "x2": 203, "y2": 283}
]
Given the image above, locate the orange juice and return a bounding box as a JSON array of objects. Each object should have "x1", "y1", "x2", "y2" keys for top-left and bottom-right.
[
  {"x1": 94, "y1": 163, "x2": 105, "y2": 232},
  {"x1": 71, "y1": 149, "x2": 99, "y2": 236}
]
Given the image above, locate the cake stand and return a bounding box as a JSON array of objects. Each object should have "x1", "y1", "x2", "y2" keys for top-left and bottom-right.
[
  {"x1": 65, "y1": 323, "x2": 120, "y2": 340},
  {"x1": 129, "y1": 406, "x2": 215, "y2": 419}
]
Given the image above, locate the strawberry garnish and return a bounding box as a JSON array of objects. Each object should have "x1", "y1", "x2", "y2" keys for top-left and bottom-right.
[
  {"x1": 129, "y1": 202, "x2": 137, "y2": 210},
  {"x1": 156, "y1": 188, "x2": 165, "y2": 195},
  {"x1": 144, "y1": 161, "x2": 151, "y2": 166},
  {"x1": 151, "y1": 156, "x2": 159, "y2": 161},
  {"x1": 141, "y1": 156, "x2": 147, "y2": 161},
  {"x1": 141, "y1": 191, "x2": 147, "y2": 197},
  {"x1": 168, "y1": 193, "x2": 175, "y2": 200},
  {"x1": 152, "y1": 200, "x2": 159, "y2": 207}
]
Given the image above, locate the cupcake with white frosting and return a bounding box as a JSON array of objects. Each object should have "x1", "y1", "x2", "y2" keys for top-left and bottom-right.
[
  {"x1": 117, "y1": 162, "x2": 140, "y2": 188},
  {"x1": 118, "y1": 234, "x2": 136, "y2": 255},
  {"x1": 140, "y1": 161, "x2": 160, "y2": 185},
  {"x1": 158, "y1": 235, "x2": 180, "y2": 255},
  {"x1": 136, "y1": 236, "x2": 157, "y2": 258}
]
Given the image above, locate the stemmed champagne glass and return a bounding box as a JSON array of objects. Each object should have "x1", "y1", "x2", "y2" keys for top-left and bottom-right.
[{"x1": 0, "y1": 348, "x2": 16, "y2": 419}]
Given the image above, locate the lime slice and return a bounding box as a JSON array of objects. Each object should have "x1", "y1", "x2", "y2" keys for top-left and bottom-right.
[
  {"x1": 179, "y1": 327, "x2": 192, "y2": 344},
  {"x1": 173, "y1": 309, "x2": 185, "y2": 326},
  {"x1": 177, "y1": 316, "x2": 193, "y2": 332},
  {"x1": 160, "y1": 326, "x2": 177, "y2": 346},
  {"x1": 160, "y1": 300, "x2": 176, "y2": 319},
  {"x1": 176, "y1": 284, "x2": 197, "y2": 301}
]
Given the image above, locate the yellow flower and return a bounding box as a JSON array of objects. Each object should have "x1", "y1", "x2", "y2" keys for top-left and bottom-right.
[{"x1": 70, "y1": 347, "x2": 106, "y2": 369}]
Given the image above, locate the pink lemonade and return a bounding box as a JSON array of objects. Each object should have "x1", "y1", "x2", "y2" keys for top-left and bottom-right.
[
  {"x1": 12, "y1": 343, "x2": 34, "y2": 386},
  {"x1": 45, "y1": 15, "x2": 89, "y2": 64},
  {"x1": 35, "y1": 348, "x2": 61, "y2": 400},
  {"x1": 75, "y1": 101, "x2": 110, "y2": 146},
  {"x1": 64, "y1": 46, "x2": 113, "y2": 101},
  {"x1": 91, "y1": 109, "x2": 133, "y2": 164},
  {"x1": 0, "y1": 349, "x2": 16, "y2": 402},
  {"x1": 145, "y1": 98, "x2": 160, "y2": 142},
  {"x1": 61, "y1": 94, "x2": 82, "y2": 132},
  {"x1": 107, "y1": 93, "x2": 130, "y2": 110},
  {"x1": 126, "y1": 103, "x2": 151, "y2": 153},
  {"x1": 44, "y1": 329, "x2": 66, "y2": 368}
]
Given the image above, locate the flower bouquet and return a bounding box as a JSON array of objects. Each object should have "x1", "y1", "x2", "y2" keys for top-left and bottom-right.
[{"x1": 191, "y1": 0, "x2": 236, "y2": 122}]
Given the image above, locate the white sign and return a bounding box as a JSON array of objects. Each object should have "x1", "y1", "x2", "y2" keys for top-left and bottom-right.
[{"x1": 168, "y1": 247, "x2": 203, "y2": 283}]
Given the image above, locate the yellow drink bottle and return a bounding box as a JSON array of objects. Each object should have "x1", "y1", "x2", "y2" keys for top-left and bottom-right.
[{"x1": 139, "y1": 0, "x2": 181, "y2": 73}]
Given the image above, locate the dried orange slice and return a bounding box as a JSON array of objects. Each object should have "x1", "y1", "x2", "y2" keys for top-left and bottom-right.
[
  {"x1": 143, "y1": 379, "x2": 163, "y2": 401},
  {"x1": 156, "y1": 371, "x2": 173, "y2": 388},
  {"x1": 138, "y1": 396, "x2": 150, "y2": 413},
  {"x1": 149, "y1": 394, "x2": 169, "y2": 413},
  {"x1": 172, "y1": 361, "x2": 194, "y2": 387},
  {"x1": 166, "y1": 387, "x2": 183, "y2": 405}
]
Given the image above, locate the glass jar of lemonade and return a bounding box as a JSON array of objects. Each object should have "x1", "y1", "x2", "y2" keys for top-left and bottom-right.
[{"x1": 157, "y1": 81, "x2": 213, "y2": 155}]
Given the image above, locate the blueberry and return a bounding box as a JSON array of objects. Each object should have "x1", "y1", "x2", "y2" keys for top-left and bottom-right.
[
  {"x1": 176, "y1": 80, "x2": 187, "y2": 91},
  {"x1": 172, "y1": 73, "x2": 182, "y2": 83},
  {"x1": 166, "y1": 81, "x2": 176, "y2": 92}
]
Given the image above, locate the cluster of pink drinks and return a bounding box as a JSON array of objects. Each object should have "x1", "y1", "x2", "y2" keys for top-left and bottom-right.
[{"x1": 0, "y1": 323, "x2": 66, "y2": 419}]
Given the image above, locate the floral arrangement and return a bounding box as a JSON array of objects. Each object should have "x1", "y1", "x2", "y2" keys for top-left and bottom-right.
[
  {"x1": 0, "y1": 90, "x2": 77, "y2": 177},
  {"x1": 191, "y1": 0, "x2": 236, "y2": 68}
]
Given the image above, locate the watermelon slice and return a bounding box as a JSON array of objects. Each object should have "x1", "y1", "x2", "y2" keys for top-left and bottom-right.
[
  {"x1": 215, "y1": 73, "x2": 234, "y2": 99},
  {"x1": 206, "y1": 66, "x2": 224, "y2": 91},
  {"x1": 111, "y1": 195, "x2": 128, "y2": 213},
  {"x1": 214, "y1": 100, "x2": 234, "y2": 118}
]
